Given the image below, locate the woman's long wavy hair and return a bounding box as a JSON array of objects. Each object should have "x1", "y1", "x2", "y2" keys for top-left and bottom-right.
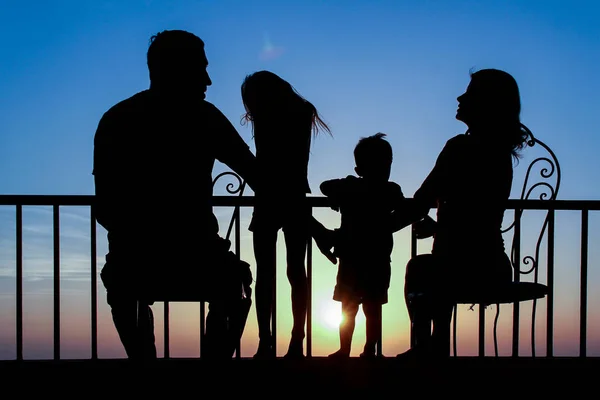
[
  {"x1": 241, "y1": 70, "x2": 331, "y2": 137},
  {"x1": 466, "y1": 68, "x2": 529, "y2": 161}
]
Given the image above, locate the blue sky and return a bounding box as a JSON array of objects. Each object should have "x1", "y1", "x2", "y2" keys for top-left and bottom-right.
[{"x1": 0, "y1": 0, "x2": 599, "y2": 359}]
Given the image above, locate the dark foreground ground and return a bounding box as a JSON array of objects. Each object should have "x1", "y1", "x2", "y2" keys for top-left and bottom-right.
[{"x1": 1, "y1": 356, "x2": 596, "y2": 396}]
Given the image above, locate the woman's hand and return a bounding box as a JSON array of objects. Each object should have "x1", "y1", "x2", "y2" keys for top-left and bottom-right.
[{"x1": 412, "y1": 215, "x2": 437, "y2": 239}]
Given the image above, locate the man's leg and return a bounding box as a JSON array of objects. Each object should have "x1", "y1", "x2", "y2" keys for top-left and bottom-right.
[
  {"x1": 106, "y1": 290, "x2": 157, "y2": 360},
  {"x1": 204, "y1": 301, "x2": 229, "y2": 359},
  {"x1": 431, "y1": 301, "x2": 454, "y2": 358},
  {"x1": 203, "y1": 245, "x2": 253, "y2": 360}
]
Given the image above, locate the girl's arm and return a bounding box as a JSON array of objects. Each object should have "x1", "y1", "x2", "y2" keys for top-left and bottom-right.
[{"x1": 310, "y1": 216, "x2": 337, "y2": 264}]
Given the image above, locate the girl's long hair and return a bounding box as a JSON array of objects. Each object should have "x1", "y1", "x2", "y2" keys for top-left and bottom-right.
[{"x1": 241, "y1": 70, "x2": 331, "y2": 137}]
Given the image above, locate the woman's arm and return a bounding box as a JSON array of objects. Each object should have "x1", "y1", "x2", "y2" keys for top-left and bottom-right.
[{"x1": 389, "y1": 138, "x2": 458, "y2": 233}]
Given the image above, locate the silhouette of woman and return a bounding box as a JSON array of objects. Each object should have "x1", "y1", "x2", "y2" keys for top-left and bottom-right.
[
  {"x1": 241, "y1": 70, "x2": 332, "y2": 359},
  {"x1": 396, "y1": 68, "x2": 530, "y2": 358}
]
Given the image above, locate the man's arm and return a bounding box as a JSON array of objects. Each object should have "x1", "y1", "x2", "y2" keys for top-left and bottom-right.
[
  {"x1": 93, "y1": 111, "x2": 143, "y2": 234},
  {"x1": 208, "y1": 103, "x2": 259, "y2": 193},
  {"x1": 93, "y1": 113, "x2": 121, "y2": 232}
]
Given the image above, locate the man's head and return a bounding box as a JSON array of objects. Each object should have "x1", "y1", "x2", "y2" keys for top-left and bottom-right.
[
  {"x1": 354, "y1": 132, "x2": 393, "y2": 182},
  {"x1": 147, "y1": 30, "x2": 212, "y2": 98}
]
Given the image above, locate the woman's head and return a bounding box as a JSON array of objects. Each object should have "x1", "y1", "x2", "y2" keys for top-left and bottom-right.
[
  {"x1": 241, "y1": 70, "x2": 331, "y2": 137},
  {"x1": 456, "y1": 68, "x2": 528, "y2": 158}
]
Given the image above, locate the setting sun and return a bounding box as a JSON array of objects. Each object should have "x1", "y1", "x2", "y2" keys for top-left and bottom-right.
[{"x1": 318, "y1": 301, "x2": 342, "y2": 330}]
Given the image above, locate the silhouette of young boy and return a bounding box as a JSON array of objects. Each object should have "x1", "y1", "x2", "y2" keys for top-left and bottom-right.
[{"x1": 321, "y1": 133, "x2": 407, "y2": 358}]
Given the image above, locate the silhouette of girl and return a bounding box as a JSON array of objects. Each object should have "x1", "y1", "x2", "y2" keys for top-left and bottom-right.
[
  {"x1": 396, "y1": 68, "x2": 530, "y2": 358},
  {"x1": 241, "y1": 70, "x2": 331, "y2": 359}
]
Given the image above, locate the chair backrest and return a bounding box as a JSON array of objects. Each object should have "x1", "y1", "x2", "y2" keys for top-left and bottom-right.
[
  {"x1": 503, "y1": 126, "x2": 561, "y2": 285},
  {"x1": 212, "y1": 171, "x2": 247, "y2": 248}
]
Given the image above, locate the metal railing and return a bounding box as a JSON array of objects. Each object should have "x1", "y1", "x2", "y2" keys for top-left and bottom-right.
[{"x1": 0, "y1": 194, "x2": 598, "y2": 360}]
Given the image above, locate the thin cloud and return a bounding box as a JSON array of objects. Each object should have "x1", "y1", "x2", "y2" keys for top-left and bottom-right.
[{"x1": 259, "y1": 32, "x2": 285, "y2": 61}]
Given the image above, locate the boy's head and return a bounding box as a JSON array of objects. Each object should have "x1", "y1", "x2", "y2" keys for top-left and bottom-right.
[{"x1": 353, "y1": 133, "x2": 393, "y2": 182}]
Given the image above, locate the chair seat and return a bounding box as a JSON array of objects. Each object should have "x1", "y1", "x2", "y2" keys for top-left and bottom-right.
[
  {"x1": 138, "y1": 287, "x2": 211, "y2": 303},
  {"x1": 453, "y1": 282, "x2": 548, "y2": 305}
]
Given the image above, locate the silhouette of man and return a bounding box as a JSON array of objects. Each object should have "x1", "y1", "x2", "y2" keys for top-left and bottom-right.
[{"x1": 92, "y1": 30, "x2": 259, "y2": 360}]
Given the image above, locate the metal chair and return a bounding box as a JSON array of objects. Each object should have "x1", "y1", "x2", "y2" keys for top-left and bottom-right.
[{"x1": 410, "y1": 127, "x2": 561, "y2": 357}]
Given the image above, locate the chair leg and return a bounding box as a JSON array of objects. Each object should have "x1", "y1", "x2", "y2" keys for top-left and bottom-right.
[
  {"x1": 452, "y1": 304, "x2": 457, "y2": 357},
  {"x1": 493, "y1": 303, "x2": 501, "y2": 357}
]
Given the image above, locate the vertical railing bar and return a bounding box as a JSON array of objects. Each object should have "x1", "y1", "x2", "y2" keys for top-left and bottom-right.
[
  {"x1": 546, "y1": 209, "x2": 554, "y2": 358},
  {"x1": 164, "y1": 301, "x2": 170, "y2": 359},
  {"x1": 580, "y1": 209, "x2": 588, "y2": 358},
  {"x1": 512, "y1": 210, "x2": 521, "y2": 357},
  {"x1": 410, "y1": 227, "x2": 417, "y2": 349},
  {"x1": 200, "y1": 301, "x2": 205, "y2": 358},
  {"x1": 235, "y1": 205, "x2": 242, "y2": 359},
  {"x1": 452, "y1": 305, "x2": 457, "y2": 357},
  {"x1": 16, "y1": 204, "x2": 23, "y2": 361},
  {"x1": 53, "y1": 204, "x2": 60, "y2": 360},
  {"x1": 478, "y1": 305, "x2": 485, "y2": 357},
  {"x1": 306, "y1": 208, "x2": 313, "y2": 358},
  {"x1": 90, "y1": 205, "x2": 98, "y2": 360},
  {"x1": 272, "y1": 245, "x2": 277, "y2": 358}
]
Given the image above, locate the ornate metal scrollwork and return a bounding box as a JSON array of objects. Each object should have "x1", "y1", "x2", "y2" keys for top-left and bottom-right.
[
  {"x1": 212, "y1": 171, "x2": 247, "y2": 242},
  {"x1": 508, "y1": 125, "x2": 561, "y2": 276},
  {"x1": 212, "y1": 171, "x2": 246, "y2": 195}
]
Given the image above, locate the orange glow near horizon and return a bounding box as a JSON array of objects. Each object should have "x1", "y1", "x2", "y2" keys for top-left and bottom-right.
[{"x1": 0, "y1": 207, "x2": 598, "y2": 360}]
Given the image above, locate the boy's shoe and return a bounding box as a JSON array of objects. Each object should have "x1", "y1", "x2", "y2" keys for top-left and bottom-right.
[
  {"x1": 359, "y1": 351, "x2": 377, "y2": 358},
  {"x1": 360, "y1": 342, "x2": 377, "y2": 358},
  {"x1": 395, "y1": 347, "x2": 435, "y2": 361},
  {"x1": 327, "y1": 349, "x2": 350, "y2": 359},
  {"x1": 253, "y1": 340, "x2": 275, "y2": 360},
  {"x1": 283, "y1": 340, "x2": 304, "y2": 360}
]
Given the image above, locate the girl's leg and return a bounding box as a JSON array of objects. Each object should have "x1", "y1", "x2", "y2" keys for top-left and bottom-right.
[
  {"x1": 329, "y1": 300, "x2": 359, "y2": 358},
  {"x1": 253, "y1": 227, "x2": 278, "y2": 358},
  {"x1": 283, "y1": 227, "x2": 309, "y2": 357},
  {"x1": 362, "y1": 301, "x2": 382, "y2": 357}
]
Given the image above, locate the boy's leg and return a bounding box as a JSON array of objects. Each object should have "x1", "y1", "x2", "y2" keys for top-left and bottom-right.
[
  {"x1": 329, "y1": 300, "x2": 359, "y2": 358},
  {"x1": 362, "y1": 301, "x2": 382, "y2": 357}
]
